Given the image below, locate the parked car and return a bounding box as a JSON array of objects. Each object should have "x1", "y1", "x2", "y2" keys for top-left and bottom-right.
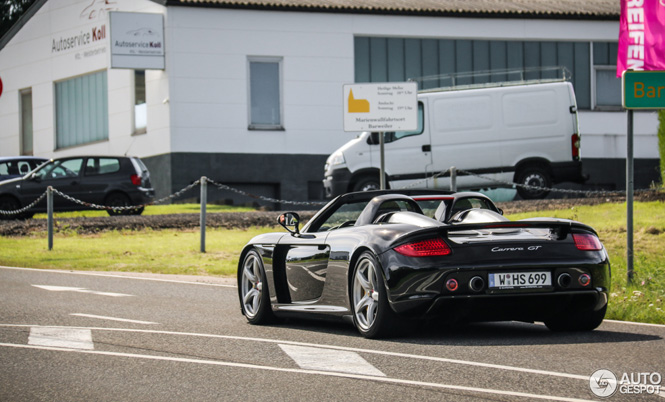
[
  {"x1": 0, "y1": 156, "x2": 48, "y2": 182},
  {"x1": 238, "y1": 190, "x2": 610, "y2": 338},
  {"x1": 0, "y1": 156, "x2": 154, "y2": 219}
]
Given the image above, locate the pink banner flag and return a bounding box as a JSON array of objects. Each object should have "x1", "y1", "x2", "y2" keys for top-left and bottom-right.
[{"x1": 617, "y1": 0, "x2": 665, "y2": 77}]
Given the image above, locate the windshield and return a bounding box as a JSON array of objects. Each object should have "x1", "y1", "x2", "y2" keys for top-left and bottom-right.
[{"x1": 312, "y1": 200, "x2": 369, "y2": 232}]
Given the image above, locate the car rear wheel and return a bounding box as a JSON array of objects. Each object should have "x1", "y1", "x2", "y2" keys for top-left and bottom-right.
[
  {"x1": 239, "y1": 249, "x2": 275, "y2": 324},
  {"x1": 105, "y1": 192, "x2": 144, "y2": 216},
  {"x1": 544, "y1": 305, "x2": 606, "y2": 332},
  {"x1": 351, "y1": 251, "x2": 399, "y2": 338}
]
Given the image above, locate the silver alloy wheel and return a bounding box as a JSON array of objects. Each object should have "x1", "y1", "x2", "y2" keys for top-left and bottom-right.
[
  {"x1": 353, "y1": 257, "x2": 380, "y2": 331},
  {"x1": 241, "y1": 253, "x2": 263, "y2": 319}
]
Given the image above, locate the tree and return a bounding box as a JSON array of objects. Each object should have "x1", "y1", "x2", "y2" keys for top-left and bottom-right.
[{"x1": 0, "y1": 0, "x2": 38, "y2": 41}]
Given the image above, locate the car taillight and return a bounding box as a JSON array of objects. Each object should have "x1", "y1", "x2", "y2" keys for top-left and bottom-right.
[
  {"x1": 394, "y1": 238, "x2": 451, "y2": 257},
  {"x1": 573, "y1": 233, "x2": 602, "y2": 251},
  {"x1": 571, "y1": 133, "x2": 580, "y2": 160},
  {"x1": 130, "y1": 174, "x2": 142, "y2": 186}
]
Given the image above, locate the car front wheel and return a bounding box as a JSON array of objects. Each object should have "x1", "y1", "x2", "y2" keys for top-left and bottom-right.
[
  {"x1": 351, "y1": 251, "x2": 399, "y2": 338},
  {"x1": 239, "y1": 249, "x2": 274, "y2": 324}
]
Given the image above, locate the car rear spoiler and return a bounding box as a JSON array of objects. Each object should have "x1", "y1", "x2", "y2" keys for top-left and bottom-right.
[{"x1": 440, "y1": 220, "x2": 597, "y2": 240}]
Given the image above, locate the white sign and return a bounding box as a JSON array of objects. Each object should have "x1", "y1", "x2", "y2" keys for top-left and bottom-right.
[
  {"x1": 110, "y1": 12, "x2": 164, "y2": 70},
  {"x1": 343, "y1": 82, "x2": 418, "y2": 132}
]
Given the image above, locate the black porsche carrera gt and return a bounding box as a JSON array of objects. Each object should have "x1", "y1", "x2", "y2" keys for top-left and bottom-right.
[{"x1": 237, "y1": 190, "x2": 610, "y2": 338}]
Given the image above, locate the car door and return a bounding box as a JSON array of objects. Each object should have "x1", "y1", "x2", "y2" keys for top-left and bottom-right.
[
  {"x1": 79, "y1": 157, "x2": 121, "y2": 204},
  {"x1": 279, "y1": 233, "x2": 330, "y2": 302},
  {"x1": 20, "y1": 158, "x2": 86, "y2": 210}
]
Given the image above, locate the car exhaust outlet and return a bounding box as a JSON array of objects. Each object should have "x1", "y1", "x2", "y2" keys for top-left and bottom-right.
[
  {"x1": 469, "y1": 276, "x2": 485, "y2": 292},
  {"x1": 558, "y1": 273, "x2": 572, "y2": 288},
  {"x1": 446, "y1": 278, "x2": 459, "y2": 292},
  {"x1": 578, "y1": 273, "x2": 591, "y2": 287}
]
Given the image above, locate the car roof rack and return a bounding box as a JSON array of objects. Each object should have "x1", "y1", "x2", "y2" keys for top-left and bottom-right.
[{"x1": 409, "y1": 66, "x2": 571, "y2": 94}]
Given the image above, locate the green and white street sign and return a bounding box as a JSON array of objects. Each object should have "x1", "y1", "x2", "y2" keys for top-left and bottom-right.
[{"x1": 622, "y1": 70, "x2": 665, "y2": 109}]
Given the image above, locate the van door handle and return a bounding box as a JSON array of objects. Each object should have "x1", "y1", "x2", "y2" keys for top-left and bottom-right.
[{"x1": 422, "y1": 145, "x2": 431, "y2": 152}]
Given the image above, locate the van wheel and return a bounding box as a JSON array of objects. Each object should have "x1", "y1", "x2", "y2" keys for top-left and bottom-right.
[
  {"x1": 352, "y1": 175, "x2": 382, "y2": 192},
  {"x1": 516, "y1": 167, "x2": 551, "y2": 199}
]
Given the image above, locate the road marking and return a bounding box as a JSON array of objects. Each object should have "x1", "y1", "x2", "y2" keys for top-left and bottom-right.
[
  {"x1": 1, "y1": 266, "x2": 236, "y2": 288},
  {"x1": 0, "y1": 342, "x2": 594, "y2": 402},
  {"x1": 28, "y1": 327, "x2": 93, "y2": 350},
  {"x1": 279, "y1": 344, "x2": 385, "y2": 377},
  {"x1": 32, "y1": 285, "x2": 133, "y2": 297},
  {"x1": 0, "y1": 324, "x2": 598, "y2": 381},
  {"x1": 604, "y1": 319, "x2": 665, "y2": 328},
  {"x1": 70, "y1": 314, "x2": 158, "y2": 325}
]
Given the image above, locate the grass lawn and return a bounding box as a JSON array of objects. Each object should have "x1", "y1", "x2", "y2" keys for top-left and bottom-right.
[{"x1": 1, "y1": 201, "x2": 663, "y2": 324}]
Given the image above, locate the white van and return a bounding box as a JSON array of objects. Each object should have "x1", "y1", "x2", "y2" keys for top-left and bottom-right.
[{"x1": 323, "y1": 80, "x2": 585, "y2": 199}]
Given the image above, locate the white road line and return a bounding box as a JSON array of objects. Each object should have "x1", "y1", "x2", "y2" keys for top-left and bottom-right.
[
  {"x1": 0, "y1": 342, "x2": 594, "y2": 402},
  {"x1": 0, "y1": 324, "x2": 596, "y2": 382},
  {"x1": 32, "y1": 285, "x2": 133, "y2": 297},
  {"x1": 279, "y1": 344, "x2": 385, "y2": 377},
  {"x1": 0, "y1": 266, "x2": 236, "y2": 288},
  {"x1": 28, "y1": 327, "x2": 93, "y2": 350},
  {"x1": 604, "y1": 319, "x2": 665, "y2": 329},
  {"x1": 70, "y1": 314, "x2": 158, "y2": 325}
]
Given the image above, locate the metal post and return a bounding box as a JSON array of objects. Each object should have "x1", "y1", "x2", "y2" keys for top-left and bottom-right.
[
  {"x1": 626, "y1": 110, "x2": 634, "y2": 284},
  {"x1": 379, "y1": 132, "x2": 386, "y2": 190},
  {"x1": 200, "y1": 177, "x2": 207, "y2": 253},
  {"x1": 450, "y1": 166, "x2": 457, "y2": 192},
  {"x1": 47, "y1": 186, "x2": 54, "y2": 251}
]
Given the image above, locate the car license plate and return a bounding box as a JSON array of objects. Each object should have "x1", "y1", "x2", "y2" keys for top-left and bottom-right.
[{"x1": 488, "y1": 271, "x2": 551, "y2": 290}]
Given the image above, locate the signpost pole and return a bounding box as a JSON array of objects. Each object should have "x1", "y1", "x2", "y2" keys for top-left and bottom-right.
[
  {"x1": 626, "y1": 110, "x2": 634, "y2": 284},
  {"x1": 379, "y1": 132, "x2": 385, "y2": 190}
]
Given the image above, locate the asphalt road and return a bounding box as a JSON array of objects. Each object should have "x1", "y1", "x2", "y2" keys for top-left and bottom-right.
[{"x1": 1, "y1": 266, "x2": 664, "y2": 402}]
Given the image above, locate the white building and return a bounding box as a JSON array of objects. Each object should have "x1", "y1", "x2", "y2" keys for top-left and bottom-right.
[{"x1": 0, "y1": 0, "x2": 660, "y2": 206}]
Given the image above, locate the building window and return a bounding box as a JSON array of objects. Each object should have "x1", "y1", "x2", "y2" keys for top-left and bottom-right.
[
  {"x1": 134, "y1": 70, "x2": 147, "y2": 134},
  {"x1": 19, "y1": 89, "x2": 33, "y2": 155},
  {"x1": 355, "y1": 37, "x2": 594, "y2": 109},
  {"x1": 592, "y1": 42, "x2": 621, "y2": 110},
  {"x1": 248, "y1": 57, "x2": 283, "y2": 130},
  {"x1": 55, "y1": 70, "x2": 108, "y2": 149}
]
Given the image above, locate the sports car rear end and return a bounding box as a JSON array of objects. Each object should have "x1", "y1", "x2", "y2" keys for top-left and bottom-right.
[{"x1": 380, "y1": 219, "x2": 610, "y2": 330}]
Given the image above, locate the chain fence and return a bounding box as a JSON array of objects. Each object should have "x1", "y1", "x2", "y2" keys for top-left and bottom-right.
[
  {"x1": 399, "y1": 167, "x2": 660, "y2": 197},
  {"x1": 0, "y1": 169, "x2": 660, "y2": 217}
]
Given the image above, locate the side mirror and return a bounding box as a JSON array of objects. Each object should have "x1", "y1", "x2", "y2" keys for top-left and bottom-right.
[
  {"x1": 278, "y1": 212, "x2": 301, "y2": 236},
  {"x1": 367, "y1": 132, "x2": 379, "y2": 145}
]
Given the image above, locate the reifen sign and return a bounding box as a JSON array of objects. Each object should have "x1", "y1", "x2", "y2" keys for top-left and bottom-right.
[
  {"x1": 110, "y1": 12, "x2": 165, "y2": 70},
  {"x1": 616, "y1": 0, "x2": 665, "y2": 77}
]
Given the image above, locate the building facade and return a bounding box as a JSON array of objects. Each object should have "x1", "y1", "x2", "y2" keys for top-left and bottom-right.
[{"x1": 0, "y1": 0, "x2": 660, "y2": 207}]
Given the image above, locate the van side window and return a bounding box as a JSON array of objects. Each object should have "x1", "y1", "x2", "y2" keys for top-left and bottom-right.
[{"x1": 392, "y1": 102, "x2": 424, "y2": 141}]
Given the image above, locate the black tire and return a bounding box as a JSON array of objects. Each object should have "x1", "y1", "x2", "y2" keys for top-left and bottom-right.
[
  {"x1": 515, "y1": 166, "x2": 552, "y2": 199},
  {"x1": 0, "y1": 196, "x2": 25, "y2": 220},
  {"x1": 544, "y1": 305, "x2": 607, "y2": 332},
  {"x1": 351, "y1": 251, "x2": 399, "y2": 338},
  {"x1": 352, "y1": 175, "x2": 381, "y2": 193},
  {"x1": 238, "y1": 249, "x2": 275, "y2": 324},
  {"x1": 105, "y1": 193, "x2": 143, "y2": 216}
]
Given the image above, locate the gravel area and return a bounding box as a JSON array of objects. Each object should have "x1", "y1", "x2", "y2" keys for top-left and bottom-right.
[{"x1": 1, "y1": 192, "x2": 663, "y2": 237}]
